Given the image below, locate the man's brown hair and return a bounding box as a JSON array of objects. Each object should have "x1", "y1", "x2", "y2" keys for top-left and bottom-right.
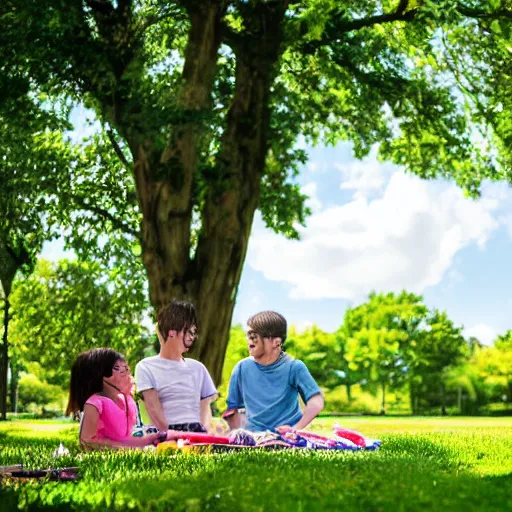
[
  {"x1": 247, "y1": 311, "x2": 287, "y2": 342},
  {"x1": 157, "y1": 300, "x2": 198, "y2": 340}
]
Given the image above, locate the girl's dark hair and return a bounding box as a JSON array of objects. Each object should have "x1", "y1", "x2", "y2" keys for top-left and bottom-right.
[
  {"x1": 157, "y1": 300, "x2": 198, "y2": 340},
  {"x1": 66, "y1": 348, "x2": 124, "y2": 415}
]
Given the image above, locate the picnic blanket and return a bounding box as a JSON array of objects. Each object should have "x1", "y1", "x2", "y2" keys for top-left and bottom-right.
[{"x1": 156, "y1": 426, "x2": 380, "y2": 452}]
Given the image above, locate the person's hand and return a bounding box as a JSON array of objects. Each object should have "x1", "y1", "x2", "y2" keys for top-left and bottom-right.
[
  {"x1": 144, "y1": 432, "x2": 161, "y2": 446},
  {"x1": 149, "y1": 430, "x2": 169, "y2": 446},
  {"x1": 166, "y1": 429, "x2": 180, "y2": 440},
  {"x1": 276, "y1": 425, "x2": 293, "y2": 435}
]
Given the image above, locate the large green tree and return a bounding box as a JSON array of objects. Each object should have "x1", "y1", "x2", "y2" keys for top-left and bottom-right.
[{"x1": 3, "y1": 0, "x2": 512, "y2": 382}]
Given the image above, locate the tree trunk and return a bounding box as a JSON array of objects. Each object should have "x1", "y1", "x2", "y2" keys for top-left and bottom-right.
[
  {"x1": 0, "y1": 293, "x2": 9, "y2": 420},
  {"x1": 130, "y1": 3, "x2": 286, "y2": 384},
  {"x1": 9, "y1": 357, "x2": 20, "y2": 414},
  {"x1": 380, "y1": 381, "x2": 386, "y2": 415},
  {"x1": 440, "y1": 383, "x2": 447, "y2": 416},
  {"x1": 0, "y1": 243, "x2": 29, "y2": 420},
  {"x1": 346, "y1": 384, "x2": 352, "y2": 402}
]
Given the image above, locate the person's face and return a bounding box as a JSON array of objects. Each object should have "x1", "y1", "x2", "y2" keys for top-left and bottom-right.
[
  {"x1": 246, "y1": 325, "x2": 280, "y2": 360},
  {"x1": 180, "y1": 325, "x2": 198, "y2": 351},
  {"x1": 104, "y1": 359, "x2": 132, "y2": 394},
  {"x1": 246, "y1": 327, "x2": 265, "y2": 359},
  {"x1": 158, "y1": 324, "x2": 198, "y2": 352}
]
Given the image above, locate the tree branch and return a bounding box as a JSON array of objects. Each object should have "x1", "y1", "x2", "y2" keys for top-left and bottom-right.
[
  {"x1": 457, "y1": 4, "x2": 512, "y2": 20},
  {"x1": 333, "y1": 2, "x2": 417, "y2": 33},
  {"x1": 72, "y1": 196, "x2": 140, "y2": 239},
  {"x1": 138, "y1": 6, "x2": 186, "y2": 33},
  {"x1": 106, "y1": 127, "x2": 132, "y2": 169},
  {"x1": 302, "y1": 0, "x2": 512, "y2": 50},
  {"x1": 396, "y1": 0, "x2": 410, "y2": 15}
]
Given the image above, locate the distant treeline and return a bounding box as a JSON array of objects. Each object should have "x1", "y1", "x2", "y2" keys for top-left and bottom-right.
[{"x1": 221, "y1": 292, "x2": 512, "y2": 416}]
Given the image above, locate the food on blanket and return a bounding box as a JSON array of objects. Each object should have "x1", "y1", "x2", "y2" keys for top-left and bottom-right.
[
  {"x1": 333, "y1": 427, "x2": 367, "y2": 447},
  {"x1": 154, "y1": 427, "x2": 381, "y2": 451},
  {"x1": 229, "y1": 429, "x2": 257, "y2": 446},
  {"x1": 289, "y1": 431, "x2": 338, "y2": 448},
  {"x1": 167, "y1": 432, "x2": 231, "y2": 445}
]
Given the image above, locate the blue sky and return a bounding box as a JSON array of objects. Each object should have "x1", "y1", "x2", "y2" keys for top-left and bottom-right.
[
  {"x1": 42, "y1": 111, "x2": 512, "y2": 345},
  {"x1": 231, "y1": 144, "x2": 512, "y2": 345}
]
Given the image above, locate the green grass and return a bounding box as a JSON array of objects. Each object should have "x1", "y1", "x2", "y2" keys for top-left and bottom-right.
[{"x1": 1, "y1": 417, "x2": 511, "y2": 511}]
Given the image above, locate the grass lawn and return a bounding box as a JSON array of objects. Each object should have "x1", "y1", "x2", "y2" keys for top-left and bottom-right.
[{"x1": 1, "y1": 417, "x2": 511, "y2": 511}]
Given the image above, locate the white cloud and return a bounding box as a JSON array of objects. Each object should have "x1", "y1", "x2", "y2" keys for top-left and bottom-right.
[
  {"x1": 335, "y1": 148, "x2": 394, "y2": 199},
  {"x1": 463, "y1": 323, "x2": 497, "y2": 346},
  {"x1": 301, "y1": 182, "x2": 322, "y2": 212},
  {"x1": 248, "y1": 170, "x2": 503, "y2": 300},
  {"x1": 337, "y1": 160, "x2": 385, "y2": 199}
]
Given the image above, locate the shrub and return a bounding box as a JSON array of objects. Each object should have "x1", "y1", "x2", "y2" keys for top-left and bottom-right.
[{"x1": 17, "y1": 373, "x2": 66, "y2": 414}]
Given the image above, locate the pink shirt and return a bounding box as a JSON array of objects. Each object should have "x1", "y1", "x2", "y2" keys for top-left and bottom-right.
[{"x1": 85, "y1": 393, "x2": 137, "y2": 441}]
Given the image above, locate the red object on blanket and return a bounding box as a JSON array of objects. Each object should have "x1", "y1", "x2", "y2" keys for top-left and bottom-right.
[
  {"x1": 168, "y1": 432, "x2": 231, "y2": 445},
  {"x1": 292, "y1": 431, "x2": 337, "y2": 447},
  {"x1": 333, "y1": 427, "x2": 367, "y2": 447}
]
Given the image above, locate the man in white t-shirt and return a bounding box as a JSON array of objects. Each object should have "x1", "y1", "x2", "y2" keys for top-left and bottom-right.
[{"x1": 135, "y1": 300, "x2": 217, "y2": 437}]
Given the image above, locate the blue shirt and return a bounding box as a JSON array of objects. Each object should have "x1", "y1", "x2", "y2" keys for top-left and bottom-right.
[{"x1": 226, "y1": 353, "x2": 322, "y2": 432}]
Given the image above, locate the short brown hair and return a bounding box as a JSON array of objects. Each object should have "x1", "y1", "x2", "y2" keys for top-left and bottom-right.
[
  {"x1": 247, "y1": 311, "x2": 287, "y2": 342},
  {"x1": 157, "y1": 300, "x2": 198, "y2": 340}
]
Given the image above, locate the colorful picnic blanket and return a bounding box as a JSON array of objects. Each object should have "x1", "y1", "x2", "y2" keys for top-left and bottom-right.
[{"x1": 156, "y1": 426, "x2": 380, "y2": 451}]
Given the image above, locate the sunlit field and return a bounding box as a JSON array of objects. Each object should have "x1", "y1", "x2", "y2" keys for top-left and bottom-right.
[{"x1": 1, "y1": 417, "x2": 511, "y2": 511}]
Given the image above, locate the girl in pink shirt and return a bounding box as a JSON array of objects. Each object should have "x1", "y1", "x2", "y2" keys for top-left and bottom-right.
[{"x1": 67, "y1": 348, "x2": 160, "y2": 449}]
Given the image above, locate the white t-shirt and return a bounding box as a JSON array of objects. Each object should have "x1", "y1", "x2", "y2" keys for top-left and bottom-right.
[{"x1": 135, "y1": 356, "x2": 217, "y2": 425}]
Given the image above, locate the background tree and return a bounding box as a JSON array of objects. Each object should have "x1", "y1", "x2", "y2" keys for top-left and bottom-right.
[
  {"x1": 3, "y1": 1, "x2": 512, "y2": 383},
  {"x1": 407, "y1": 309, "x2": 466, "y2": 415},
  {"x1": 16, "y1": 362, "x2": 67, "y2": 416},
  {"x1": 474, "y1": 331, "x2": 512, "y2": 409},
  {"x1": 343, "y1": 292, "x2": 427, "y2": 414},
  {"x1": 9, "y1": 259, "x2": 150, "y2": 391},
  {"x1": 0, "y1": 82, "x2": 73, "y2": 418},
  {"x1": 286, "y1": 325, "x2": 340, "y2": 390}
]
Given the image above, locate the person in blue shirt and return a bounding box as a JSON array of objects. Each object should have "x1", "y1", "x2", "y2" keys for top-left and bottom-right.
[{"x1": 225, "y1": 311, "x2": 324, "y2": 432}]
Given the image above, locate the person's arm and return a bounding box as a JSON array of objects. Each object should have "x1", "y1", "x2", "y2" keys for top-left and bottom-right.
[
  {"x1": 225, "y1": 363, "x2": 244, "y2": 431},
  {"x1": 277, "y1": 361, "x2": 324, "y2": 433},
  {"x1": 200, "y1": 394, "x2": 218, "y2": 431},
  {"x1": 141, "y1": 389, "x2": 169, "y2": 432},
  {"x1": 199, "y1": 363, "x2": 218, "y2": 431},
  {"x1": 224, "y1": 409, "x2": 242, "y2": 430},
  {"x1": 292, "y1": 393, "x2": 324, "y2": 430},
  {"x1": 80, "y1": 404, "x2": 160, "y2": 449}
]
